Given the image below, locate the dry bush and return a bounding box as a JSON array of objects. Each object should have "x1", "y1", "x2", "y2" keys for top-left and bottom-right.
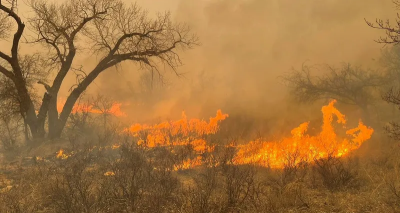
[
  {"x1": 312, "y1": 155, "x2": 361, "y2": 191},
  {"x1": 276, "y1": 150, "x2": 309, "y2": 186},
  {"x1": 103, "y1": 144, "x2": 182, "y2": 212},
  {"x1": 42, "y1": 150, "x2": 110, "y2": 213},
  {"x1": 255, "y1": 152, "x2": 310, "y2": 212},
  {"x1": 182, "y1": 166, "x2": 223, "y2": 213},
  {"x1": 373, "y1": 150, "x2": 400, "y2": 211},
  {"x1": 0, "y1": 115, "x2": 25, "y2": 152},
  {"x1": 0, "y1": 165, "x2": 48, "y2": 212},
  {"x1": 64, "y1": 110, "x2": 96, "y2": 150},
  {"x1": 262, "y1": 181, "x2": 310, "y2": 213},
  {"x1": 383, "y1": 171, "x2": 400, "y2": 211},
  {"x1": 220, "y1": 164, "x2": 257, "y2": 211}
]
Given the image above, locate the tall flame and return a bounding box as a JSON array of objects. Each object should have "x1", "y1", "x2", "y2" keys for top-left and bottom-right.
[
  {"x1": 125, "y1": 100, "x2": 373, "y2": 170},
  {"x1": 233, "y1": 100, "x2": 374, "y2": 168}
]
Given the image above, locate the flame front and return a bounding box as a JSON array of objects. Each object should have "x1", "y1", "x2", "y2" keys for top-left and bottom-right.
[
  {"x1": 126, "y1": 110, "x2": 229, "y2": 153},
  {"x1": 233, "y1": 100, "x2": 374, "y2": 168},
  {"x1": 125, "y1": 100, "x2": 373, "y2": 170},
  {"x1": 57, "y1": 100, "x2": 374, "y2": 171}
]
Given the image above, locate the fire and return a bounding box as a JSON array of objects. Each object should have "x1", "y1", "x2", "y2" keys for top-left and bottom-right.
[
  {"x1": 104, "y1": 171, "x2": 115, "y2": 176},
  {"x1": 56, "y1": 149, "x2": 63, "y2": 158},
  {"x1": 57, "y1": 99, "x2": 126, "y2": 117},
  {"x1": 125, "y1": 100, "x2": 373, "y2": 170},
  {"x1": 232, "y1": 100, "x2": 374, "y2": 168},
  {"x1": 55, "y1": 100, "x2": 374, "y2": 171},
  {"x1": 126, "y1": 110, "x2": 229, "y2": 152},
  {"x1": 174, "y1": 156, "x2": 203, "y2": 171},
  {"x1": 56, "y1": 149, "x2": 69, "y2": 159}
]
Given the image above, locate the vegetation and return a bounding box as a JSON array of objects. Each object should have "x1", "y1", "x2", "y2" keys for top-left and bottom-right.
[
  {"x1": 0, "y1": 0, "x2": 197, "y2": 140},
  {"x1": 1, "y1": 0, "x2": 400, "y2": 212}
]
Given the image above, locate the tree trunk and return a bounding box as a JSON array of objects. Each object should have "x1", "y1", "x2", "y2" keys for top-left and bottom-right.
[
  {"x1": 25, "y1": 113, "x2": 45, "y2": 139},
  {"x1": 48, "y1": 120, "x2": 64, "y2": 139},
  {"x1": 47, "y1": 92, "x2": 80, "y2": 139},
  {"x1": 13, "y1": 77, "x2": 46, "y2": 139},
  {"x1": 47, "y1": 94, "x2": 59, "y2": 138}
]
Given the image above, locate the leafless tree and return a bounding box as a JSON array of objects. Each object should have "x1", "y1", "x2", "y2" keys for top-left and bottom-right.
[
  {"x1": 380, "y1": 45, "x2": 400, "y2": 86},
  {"x1": 365, "y1": 0, "x2": 400, "y2": 45},
  {"x1": 382, "y1": 89, "x2": 400, "y2": 139},
  {"x1": 0, "y1": 0, "x2": 198, "y2": 140},
  {"x1": 0, "y1": 12, "x2": 11, "y2": 39},
  {"x1": 282, "y1": 63, "x2": 387, "y2": 112},
  {"x1": 0, "y1": 52, "x2": 49, "y2": 140},
  {"x1": 367, "y1": 1, "x2": 400, "y2": 139}
]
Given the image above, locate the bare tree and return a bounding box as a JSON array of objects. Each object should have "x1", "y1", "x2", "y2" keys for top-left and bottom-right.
[
  {"x1": 0, "y1": 12, "x2": 11, "y2": 39},
  {"x1": 282, "y1": 63, "x2": 387, "y2": 111},
  {"x1": 382, "y1": 88, "x2": 400, "y2": 140},
  {"x1": 367, "y1": 0, "x2": 400, "y2": 138},
  {"x1": 0, "y1": 0, "x2": 198, "y2": 139},
  {"x1": 0, "y1": 52, "x2": 49, "y2": 140},
  {"x1": 379, "y1": 45, "x2": 400, "y2": 90},
  {"x1": 365, "y1": 0, "x2": 400, "y2": 45}
]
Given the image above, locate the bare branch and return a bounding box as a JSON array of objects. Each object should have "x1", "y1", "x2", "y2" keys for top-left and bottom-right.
[
  {"x1": 365, "y1": 3, "x2": 400, "y2": 45},
  {"x1": 0, "y1": 0, "x2": 25, "y2": 59},
  {"x1": 282, "y1": 63, "x2": 388, "y2": 107},
  {"x1": 0, "y1": 50, "x2": 12, "y2": 63},
  {"x1": 0, "y1": 12, "x2": 12, "y2": 39},
  {"x1": 0, "y1": 64, "x2": 14, "y2": 80},
  {"x1": 37, "y1": 80, "x2": 50, "y2": 92}
]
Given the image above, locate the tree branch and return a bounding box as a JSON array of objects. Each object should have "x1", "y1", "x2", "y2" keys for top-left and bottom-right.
[
  {"x1": 0, "y1": 64, "x2": 14, "y2": 80},
  {"x1": 109, "y1": 29, "x2": 164, "y2": 56},
  {"x1": 0, "y1": 1, "x2": 25, "y2": 59},
  {"x1": 0, "y1": 51, "x2": 12, "y2": 63}
]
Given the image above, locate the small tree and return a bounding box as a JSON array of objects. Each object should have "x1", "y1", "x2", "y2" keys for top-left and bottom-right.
[{"x1": 0, "y1": 0, "x2": 198, "y2": 140}]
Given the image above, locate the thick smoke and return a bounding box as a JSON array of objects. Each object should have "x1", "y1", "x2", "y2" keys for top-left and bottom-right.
[
  {"x1": 1, "y1": 0, "x2": 391, "y2": 131},
  {"x1": 87, "y1": 0, "x2": 392, "y2": 128}
]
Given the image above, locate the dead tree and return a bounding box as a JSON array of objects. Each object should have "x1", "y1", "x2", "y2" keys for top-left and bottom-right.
[{"x1": 0, "y1": 0, "x2": 198, "y2": 139}]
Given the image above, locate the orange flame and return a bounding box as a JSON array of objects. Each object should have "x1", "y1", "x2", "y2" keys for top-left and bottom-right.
[
  {"x1": 104, "y1": 171, "x2": 115, "y2": 176},
  {"x1": 57, "y1": 100, "x2": 126, "y2": 117},
  {"x1": 56, "y1": 100, "x2": 373, "y2": 171},
  {"x1": 125, "y1": 100, "x2": 373, "y2": 170},
  {"x1": 232, "y1": 100, "x2": 374, "y2": 168},
  {"x1": 174, "y1": 156, "x2": 203, "y2": 171},
  {"x1": 126, "y1": 110, "x2": 228, "y2": 153},
  {"x1": 56, "y1": 149, "x2": 69, "y2": 159},
  {"x1": 56, "y1": 149, "x2": 63, "y2": 158}
]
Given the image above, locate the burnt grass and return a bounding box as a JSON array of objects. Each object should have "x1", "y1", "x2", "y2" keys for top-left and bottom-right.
[{"x1": 0, "y1": 137, "x2": 398, "y2": 213}]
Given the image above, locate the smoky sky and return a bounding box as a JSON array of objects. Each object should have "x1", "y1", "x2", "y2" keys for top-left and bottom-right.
[
  {"x1": 92, "y1": 0, "x2": 393, "y2": 121},
  {"x1": 0, "y1": 0, "x2": 396, "y2": 123}
]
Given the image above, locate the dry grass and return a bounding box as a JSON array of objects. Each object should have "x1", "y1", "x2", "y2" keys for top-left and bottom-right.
[{"x1": 0, "y1": 138, "x2": 398, "y2": 213}]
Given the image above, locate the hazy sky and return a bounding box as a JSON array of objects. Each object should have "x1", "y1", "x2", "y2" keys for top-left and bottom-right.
[
  {"x1": 94, "y1": 0, "x2": 395, "y2": 121},
  {"x1": 0, "y1": 0, "x2": 396, "y2": 124}
]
